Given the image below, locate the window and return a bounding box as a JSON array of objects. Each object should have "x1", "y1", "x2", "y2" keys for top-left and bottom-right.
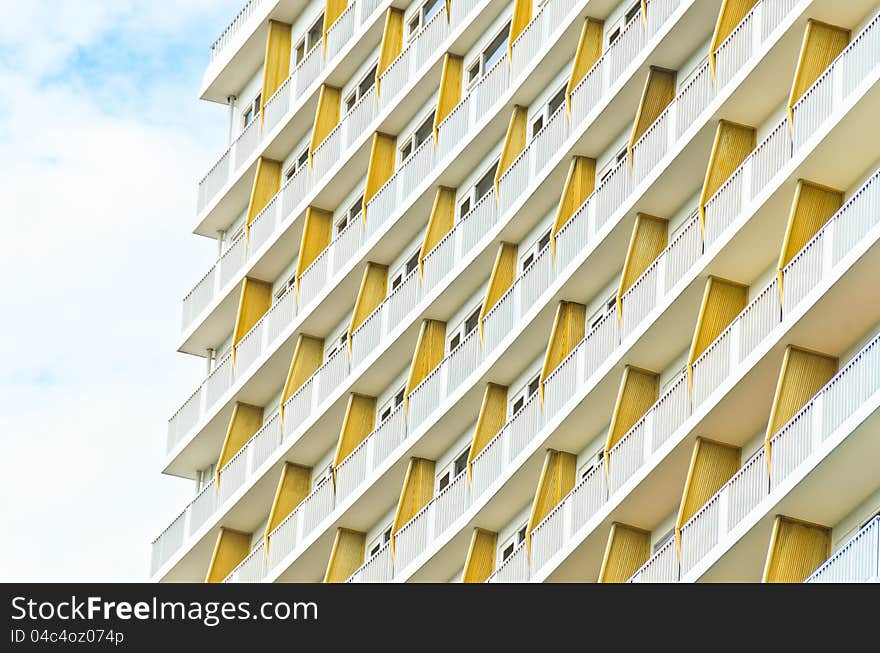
[
  {"x1": 284, "y1": 148, "x2": 310, "y2": 181},
  {"x1": 436, "y1": 448, "x2": 469, "y2": 493},
  {"x1": 390, "y1": 249, "x2": 420, "y2": 291},
  {"x1": 274, "y1": 274, "x2": 296, "y2": 302},
  {"x1": 520, "y1": 230, "x2": 552, "y2": 272},
  {"x1": 242, "y1": 93, "x2": 262, "y2": 128},
  {"x1": 588, "y1": 294, "x2": 617, "y2": 331},
  {"x1": 399, "y1": 112, "x2": 436, "y2": 163},
  {"x1": 368, "y1": 525, "x2": 393, "y2": 558},
  {"x1": 653, "y1": 528, "x2": 674, "y2": 553},
  {"x1": 500, "y1": 523, "x2": 528, "y2": 561},
  {"x1": 337, "y1": 195, "x2": 364, "y2": 235},
  {"x1": 313, "y1": 462, "x2": 334, "y2": 487},
  {"x1": 459, "y1": 161, "x2": 499, "y2": 218},
  {"x1": 530, "y1": 86, "x2": 567, "y2": 139},
  {"x1": 466, "y1": 23, "x2": 511, "y2": 88},
  {"x1": 344, "y1": 65, "x2": 378, "y2": 114},
  {"x1": 378, "y1": 387, "x2": 406, "y2": 423},
  {"x1": 294, "y1": 14, "x2": 325, "y2": 64},
  {"x1": 510, "y1": 375, "x2": 540, "y2": 416},
  {"x1": 578, "y1": 450, "x2": 603, "y2": 480},
  {"x1": 448, "y1": 306, "x2": 481, "y2": 352},
  {"x1": 598, "y1": 148, "x2": 627, "y2": 184},
  {"x1": 660, "y1": 365, "x2": 686, "y2": 394},
  {"x1": 324, "y1": 329, "x2": 349, "y2": 359},
  {"x1": 607, "y1": 2, "x2": 641, "y2": 46},
  {"x1": 197, "y1": 464, "x2": 217, "y2": 491},
  {"x1": 407, "y1": 0, "x2": 443, "y2": 40}
]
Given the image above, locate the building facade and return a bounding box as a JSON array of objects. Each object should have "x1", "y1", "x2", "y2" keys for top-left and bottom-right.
[{"x1": 152, "y1": 0, "x2": 880, "y2": 583}]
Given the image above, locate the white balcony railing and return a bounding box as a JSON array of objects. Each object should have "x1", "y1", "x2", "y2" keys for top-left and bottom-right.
[
  {"x1": 209, "y1": 0, "x2": 269, "y2": 62},
  {"x1": 629, "y1": 537, "x2": 679, "y2": 583},
  {"x1": 806, "y1": 516, "x2": 880, "y2": 583},
  {"x1": 222, "y1": 541, "x2": 266, "y2": 583},
  {"x1": 486, "y1": 543, "x2": 529, "y2": 583},
  {"x1": 347, "y1": 541, "x2": 394, "y2": 582}
]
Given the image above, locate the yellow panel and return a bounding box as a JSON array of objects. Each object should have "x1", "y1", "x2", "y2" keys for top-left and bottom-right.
[
  {"x1": 405, "y1": 320, "x2": 447, "y2": 399},
  {"x1": 462, "y1": 528, "x2": 498, "y2": 583},
  {"x1": 233, "y1": 277, "x2": 273, "y2": 346},
  {"x1": 699, "y1": 120, "x2": 756, "y2": 233},
  {"x1": 687, "y1": 276, "x2": 749, "y2": 385},
  {"x1": 527, "y1": 450, "x2": 577, "y2": 550},
  {"x1": 246, "y1": 157, "x2": 282, "y2": 229},
  {"x1": 324, "y1": 528, "x2": 366, "y2": 583},
  {"x1": 295, "y1": 206, "x2": 333, "y2": 286},
  {"x1": 392, "y1": 458, "x2": 436, "y2": 537},
  {"x1": 676, "y1": 437, "x2": 741, "y2": 540},
  {"x1": 628, "y1": 67, "x2": 677, "y2": 164},
  {"x1": 617, "y1": 214, "x2": 668, "y2": 315},
  {"x1": 349, "y1": 263, "x2": 389, "y2": 340},
  {"x1": 419, "y1": 187, "x2": 457, "y2": 274},
  {"x1": 309, "y1": 85, "x2": 342, "y2": 166},
  {"x1": 567, "y1": 19, "x2": 604, "y2": 114},
  {"x1": 708, "y1": 0, "x2": 758, "y2": 77},
  {"x1": 765, "y1": 345, "x2": 837, "y2": 449},
  {"x1": 216, "y1": 403, "x2": 264, "y2": 478},
  {"x1": 467, "y1": 383, "x2": 509, "y2": 474},
  {"x1": 281, "y1": 334, "x2": 324, "y2": 408},
  {"x1": 363, "y1": 132, "x2": 398, "y2": 218},
  {"x1": 434, "y1": 55, "x2": 464, "y2": 141},
  {"x1": 494, "y1": 106, "x2": 529, "y2": 195},
  {"x1": 553, "y1": 157, "x2": 596, "y2": 254},
  {"x1": 540, "y1": 302, "x2": 586, "y2": 401},
  {"x1": 478, "y1": 243, "x2": 518, "y2": 340},
  {"x1": 605, "y1": 366, "x2": 660, "y2": 453},
  {"x1": 598, "y1": 523, "x2": 652, "y2": 583},
  {"x1": 264, "y1": 463, "x2": 312, "y2": 542},
  {"x1": 777, "y1": 179, "x2": 844, "y2": 295},
  {"x1": 509, "y1": 0, "x2": 533, "y2": 60},
  {"x1": 788, "y1": 20, "x2": 850, "y2": 122},
  {"x1": 762, "y1": 515, "x2": 831, "y2": 583},
  {"x1": 333, "y1": 394, "x2": 377, "y2": 468},
  {"x1": 322, "y1": 0, "x2": 349, "y2": 50},
  {"x1": 205, "y1": 528, "x2": 251, "y2": 583},
  {"x1": 376, "y1": 8, "x2": 405, "y2": 91},
  {"x1": 261, "y1": 21, "x2": 292, "y2": 114}
]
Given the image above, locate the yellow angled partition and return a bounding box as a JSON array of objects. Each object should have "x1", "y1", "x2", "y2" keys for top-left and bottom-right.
[
  {"x1": 264, "y1": 463, "x2": 312, "y2": 543},
  {"x1": 233, "y1": 277, "x2": 273, "y2": 348},
  {"x1": 462, "y1": 528, "x2": 498, "y2": 583},
  {"x1": 419, "y1": 187, "x2": 457, "y2": 274},
  {"x1": 762, "y1": 516, "x2": 831, "y2": 583},
  {"x1": 295, "y1": 207, "x2": 333, "y2": 288},
  {"x1": 699, "y1": 120, "x2": 756, "y2": 233},
  {"x1": 509, "y1": 0, "x2": 533, "y2": 60},
  {"x1": 246, "y1": 158, "x2": 282, "y2": 232},
  {"x1": 478, "y1": 243, "x2": 518, "y2": 340},
  {"x1": 598, "y1": 523, "x2": 651, "y2": 583},
  {"x1": 405, "y1": 320, "x2": 447, "y2": 400},
  {"x1": 617, "y1": 214, "x2": 668, "y2": 315},
  {"x1": 527, "y1": 450, "x2": 577, "y2": 550},
  {"x1": 567, "y1": 19, "x2": 604, "y2": 114},
  {"x1": 628, "y1": 67, "x2": 677, "y2": 164},
  {"x1": 349, "y1": 263, "x2": 389, "y2": 340},
  {"x1": 434, "y1": 55, "x2": 463, "y2": 141},
  {"x1": 281, "y1": 334, "x2": 324, "y2": 411},
  {"x1": 494, "y1": 106, "x2": 528, "y2": 195},
  {"x1": 261, "y1": 21, "x2": 292, "y2": 114},
  {"x1": 467, "y1": 383, "x2": 509, "y2": 474},
  {"x1": 392, "y1": 458, "x2": 436, "y2": 539},
  {"x1": 687, "y1": 276, "x2": 749, "y2": 385},
  {"x1": 363, "y1": 133, "x2": 398, "y2": 218},
  {"x1": 777, "y1": 180, "x2": 844, "y2": 296},
  {"x1": 605, "y1": 366, "x2": 659, "y2": 454},
  {"x1": 324, "y1": 528, "x2": 366, "y2": 583},
  {"x1": 309, "y1": 85, "x2": 342, "y2": 166},
  {"x1": 205, "y1": 528, "x2": 251, "y2": 583},
  {"x1": 216, "y1": 403, "x2": 264, "y2": 481},
  {"x1": 675, "y1": 437, "x2": 741, "y2": 546},
  {"x1": 376, "y1": 8, "x2": 405, "y2": 92},
  {"x1": 333, "y1": 394, "x2": 377, "y2": 468},
  {"x1": 540, "y1": 302, "x2": 586, "y2": 402},
  {"x1": 788, "y1": 20, "x2": 850, "y2": 123},
  {"x1": 322, "y1": 0, "x2": 349, "y2": 51},
  {"x1": 708, "y1": 0, "x2": 758, "y2": 77},
  {"x1": 553, "y1": 157, "x2": 596, "y2": 253}
]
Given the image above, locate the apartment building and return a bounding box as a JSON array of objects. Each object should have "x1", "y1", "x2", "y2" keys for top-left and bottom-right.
[{"x1": 152, "y1": 0, "x2": 880, "y2": 584}]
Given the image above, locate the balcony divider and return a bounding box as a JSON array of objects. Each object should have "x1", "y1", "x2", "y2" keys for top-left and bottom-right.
[
  {"x1": 686, "y1": 276, "x2": 749, "y2": 389},
  {"x1": 699, "y1": 120, "x2": 756, "y2": 233},
  {"x1": 552, "y1": 157, "x2": 596, "y2": 255},
  {"x1": 392, "y1": 458, "x2": 436, "y2": 541},
  {"x1": 597, "y1": 523, "x2": 651, "y2": 583},
  {"x1": 363, "y1": 133, "x2": 398, "y2": 217},
  {"x1": 478, "y1": 244, "x2": 518, "y2": 340},
  {"x1": 566, "y1": 18, "x2": 604, "y2": 113},
  {"x1": 376, "y1": 8, "x2": 405, "y2": 94},
  {"x1": 763, "y1": 515, "x2": 832, "y2": 582},
  {"x1": 616, "y1": 214, "x2": 668, "y2": 316},
  {"x1": 280, "y1": 335, "x2": 325, "y2": 420},
  {"x1": 628, "y1": 66, "x2": 677, "y2": 163},
  {"x1": 462, "y1": 528, "x2": 498, "y2": 583},
  {"x1": 349, "y1": 263, "x2": 389, "y2": 339},
  {"x1": 434, "y1": 54, "x2": 464, "y2": 141},
  {"x1": 708, "y1": 0, "x2": 758, "y2": 77},
  {"x1": 333, "y1": 394, "x2": 378, "y2": 467},
  {"x1": 467, "y1": 383, "x2": 509, "y2": 475},
  {"x1": 324, "y1": 528, "x2": 366, "y2": 582},
  {"x1": 295, "y1": 207, "x2": 333, "y2": 291},
  {"x1": 788, "y1": 19, "x2": 851, "y2": 122},
  {"x1": 245, "y1": 158, "x2": 282, "y2": 234},
  {"x1": 309, "y1": 85, "x2": 342, "y2": 166},
  {"x1": 322, "y1": 0, "x2": 351, "y2": 51},
  {"x1": 509, "y1": 0, "x2": 534, "y2": 60},
  {"x1": 232, "y1": 278, "x2": 273, "y2": 362},
  {"x1": 539, "y1": 302, "x2": 586, "y2": 402},
  {"x1": 216, "y1": 403, "x2": 264, "y2": 480},
  {"x1": 526, "y1": 450, "x2": 576, "y2": 550},
  {"x1": 264, "y1": 463, "x2": 312, "y2": 546},
  {"x1": 261, "y1": 20, "x2": 293, "y2": 116},
  {"x1": 605, "y1": 366, "x2": 660, "y2": 456},
  {"x1": 494, "y1": 106, "x2": 529, "y2": 194},
  {"x1": 419, "y1": 188, "x2": 457, "y2": 273},
  {"x1": 205, "y1": 528, "x2": 251, "y2": 583}
]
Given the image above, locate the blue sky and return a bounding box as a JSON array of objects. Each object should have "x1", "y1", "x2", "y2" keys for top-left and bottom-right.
[{"x1": 0, "y1": 0, "x2": 247, "y2": 580}]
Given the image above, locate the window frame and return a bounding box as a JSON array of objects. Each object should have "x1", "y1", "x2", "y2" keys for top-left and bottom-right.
[{"x1": 466, "y1": 22, "x2": 511, "y2": 89}]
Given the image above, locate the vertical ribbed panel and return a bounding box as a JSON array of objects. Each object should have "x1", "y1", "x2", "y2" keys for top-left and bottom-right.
[
  {"x1": 789, "y1": 20, "x2": 851, "y2": 121},
  {"x1": 334, "y1": 394, "x2": 377, "y2": 467},
  {"x1": 494, "y1": 106, "x2": 529, "y2": 193},
  {"x1": 462, "y1": 528, "x2": 498, "y2": 583},
  {"x1": 281, "y1": 335, "x2": 324, "y2": 406},
  {"x1": 205, "y1": 528, "x2": 252, "y2": 583},
  {"x1": 605, "y1": 366, "x2": 660, "y2": 453},
  {"x1": 598, "y1": 523, "x2": 652, "y2": 583},
  {"x1": 434, "y1": 55, "x2": 464, "y2": 140},
  {"x1": 324, "y1": 528, "x2": 366, "y2": 583},
  {"x1": 617, "y1": 214, "x2": 668, "y2": 314},
  {"x1": 540, "y1": 302, "x2": 587, "y2": 399},
  {"x1": 479, "y1": 243, "x2": 518, "y2": 336},
  {"x1": 527, "y1": 450, "x2": 577, "y2": 549},
  {"x1": 709, "y1": 0, "x2": 758, "y2": 76},
  {"x1": 309, "y1": 85, "x2": 342, "y2": 164},
  {"x1": 509, "y1": 0, "x2": 533, "y2": 58},
  {"x1": 322, "y1": 0, "x2": 349, "y2": 47},
  {"x1": 376, "y1": 8, "x2": 405, "y2": 88},
  {"x1": 246, "y1": 158, "x2": 282, "y2": 227},
  {"x1": 363, "y1": 133, "x2": 398, "y2": 213},
  {"x1": 233, "y1": 277, "x2": 273, "y2": 346},
  {"x1": 419, "y1": 187, "x2": 457, "y2": 272},
  {"x1": 553, "y1": 157, "x2": 596, "y2": 250},
  {"x1": 265, "y1": 463, "x2": 312, "y2": 541},
  {"x1": 295, "y1": 207, "x2": 333, "y2": 284},
  {"x1": 392, "y1": 458, "x2": 436, "y2": 536},
  {"x1": 405, "y1": 320, "x2": 447, "y2": 398},
  {"x1": 567, "y1": 19, "x2": 604, "y2": 113},
  {"x1": 676, "y1": 437, "x2": 741, "y2": 540},
  {"x1": 216, "y1": 403, "x2": 264, "y2": 475},
  {"x1": 763, "y1": 516, "x2": 831, "y2": 583},
  {"x1": 687, "y1": 276, "x2": 749, "y2": 383},
  {"x1": 349, "y1": 262, "x2": 389, "y2": 338},
  {"x1": 468, "y1": 383, "x2": 509, "y2": 472},
  {"x1": 628, "y1": 67, "x2": 677, "y2": 163},
  {"x1": 261, "y1": 20, "x2": 292, "y2": 113},
  {"x1": 699, "y1": 121, "x2": 756, "y2": 232}
]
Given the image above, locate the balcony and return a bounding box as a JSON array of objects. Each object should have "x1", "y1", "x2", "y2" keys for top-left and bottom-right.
[{"x1": 805, "y1": 516, "x2": 879, "y2": 583}]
